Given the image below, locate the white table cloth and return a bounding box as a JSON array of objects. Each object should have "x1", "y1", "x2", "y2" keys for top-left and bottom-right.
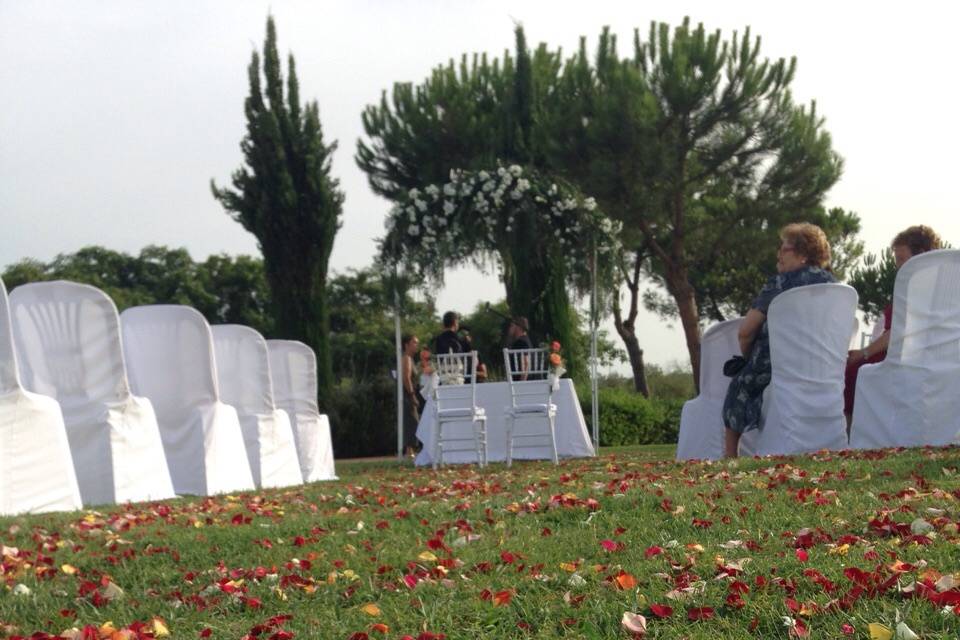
[{"x1": 415, "y1": 379, "x2": 594, "y2": 466}]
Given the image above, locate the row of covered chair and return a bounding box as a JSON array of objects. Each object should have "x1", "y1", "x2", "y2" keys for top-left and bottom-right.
[
  {"x1": 0, "y1": 278, "x2": 336, "y2": 516},
  {"x1": 677, "y1": 250, "x2": 960, "y2": 459}
]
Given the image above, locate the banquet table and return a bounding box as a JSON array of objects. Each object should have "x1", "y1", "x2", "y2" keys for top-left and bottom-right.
[{"x1": 414, "y1": 379, "x2": 595, "y2": 466}]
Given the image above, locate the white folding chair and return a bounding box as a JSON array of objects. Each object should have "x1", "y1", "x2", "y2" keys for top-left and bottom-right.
[
  {"x1": 676, "y1": 318, "x2": 741, "y2": 460},
  {"x1": 267, "y1": 340, "x2": 337, "y2": 482},
  {"x1": 502, "y1": 347, "x2": 557, "y2": 467},
  {"x1": 850, "y1": 250, "x2": 960, "y2": 449},
  {"x1": 738, "y1": 283, "x2": 856, "y2": 457},
  {"x1": 431, "y1": 351, "x2": 487, "y2": 469},
  {"x1": 211, "y1": 325, "x2": 303, "y2": 490},
  {"x1": 120, "y1": 305, "x2": 255, "y2": 496},
  {"x1": 0, "y1": 277, "x2": 82, "y2": 515},
  {"x1": 9, "y1": 281, "x2": 174, "y2": 506}
]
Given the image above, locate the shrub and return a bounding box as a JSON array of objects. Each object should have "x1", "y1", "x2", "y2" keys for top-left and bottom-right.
[
  {"x1": 577, "y1": 386, "x2": 683, "y2": 446},
  {"x1": 326, "y1": 376, "x2": 399, "y2": 458}
]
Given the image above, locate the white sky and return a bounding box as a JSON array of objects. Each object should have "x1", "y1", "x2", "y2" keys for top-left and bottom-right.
[{"x1": 2, "y1": 0, "x2": 958, "y2": 370}]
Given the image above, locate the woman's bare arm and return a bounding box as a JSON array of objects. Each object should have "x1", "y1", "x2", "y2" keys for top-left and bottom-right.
[{"x1": 738, "y1": 309, "x2": 766, "y2": 357}]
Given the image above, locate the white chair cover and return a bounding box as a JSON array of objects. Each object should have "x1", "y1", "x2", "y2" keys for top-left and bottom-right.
[
  {"x1": 267, "y1": 340, "x2": 337, "y2": 482},
  {"x1": 120, "y1": 305, "x2": 255, "y2": 495},
  {"x1": 738, "y1": 283, "x2": 856, "y2": 457},
  {"x1": 676, "y1": 318, "x2": 741, "y2": 460},
  {"x1": 9, "y1": 281, "x2": 174, "y2": 506},
  {"x1": 211, "y1": 326, "x2": 302, "y2": 489},
  {"x1": 0, "y1": 278, "x2": 82, "y2": 515},
  {"x1": 850, "y1": 250, "x2": 960, "y2": 449}
]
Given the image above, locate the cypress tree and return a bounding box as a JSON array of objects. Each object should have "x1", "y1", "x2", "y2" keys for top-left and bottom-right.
[{"x1": 212, "y1": 16, "x2": 343, "y2": 404}]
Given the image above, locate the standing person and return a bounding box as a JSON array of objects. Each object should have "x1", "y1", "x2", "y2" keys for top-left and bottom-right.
[
  {"x1": 435, "y1": 311, "x2": 462, "y2": 355},
  {"x1": 506, "y1": 316, "x2": 533, "y2": 380},
  {"x1": 507, "y1": 316, "x2": 532, "y2": 350},
  {"x1": 401, "y1": 333, "x2": 422, "y2": 458},
  {"x1": 434, "y1": 310, "x2": 486, "y2": 380},
  {"x1": 843, "y1": 225, "x2": 942, "y2": 426},
  {"x1": 722, "y1": 223, "x2": 837, "y2": 458}
]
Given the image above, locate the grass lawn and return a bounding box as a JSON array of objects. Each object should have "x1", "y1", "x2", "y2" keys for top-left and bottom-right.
[{"x1": 2, "y1": 444, "x2": 959, "y2": 639}]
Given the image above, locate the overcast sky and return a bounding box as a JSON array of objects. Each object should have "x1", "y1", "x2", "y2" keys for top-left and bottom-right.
[{"x1": 2, "y1": 1, "x2": 958, "y2": 369}]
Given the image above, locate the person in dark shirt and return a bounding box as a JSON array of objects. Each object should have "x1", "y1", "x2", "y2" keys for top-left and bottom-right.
[
  {"x1": 506, "y1": 316, "x2": 535, "y2": 379},
  {"x1": 435, "y1": 311, "x2": 463, "y2": 355},
  {"x1": 434, "y1": 311, "x2": 486, "y2": 380},
  {"x1": 507, "y1": 316, "x2": 532, "y2": 350}
]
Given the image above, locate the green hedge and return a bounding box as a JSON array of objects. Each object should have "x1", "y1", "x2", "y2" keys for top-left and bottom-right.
[
  {"x1": 577, "y1": 386, "x2": 684, "y2": 446},
  {"x1": 326, "y1": 376, "x2": 399, "y2": 459}
]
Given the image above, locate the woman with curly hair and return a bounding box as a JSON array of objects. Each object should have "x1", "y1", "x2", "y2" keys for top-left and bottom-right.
[
  {"x1": 843, "y1": 225, "x2": 942, "y2": 426},
  {"x1": 722, "y1": 223, "x2": 836, "y2": 457}
]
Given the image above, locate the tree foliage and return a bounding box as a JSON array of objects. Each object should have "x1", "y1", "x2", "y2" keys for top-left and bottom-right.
[
  {"x1": 1, "y1": 246, "x2": 273, "y2": 335},
  {"x1": 358, "y1": 28, "x2": 613, "y2": 376},
  {"x1": 848, "y1": 249, "x2": 897, "y2": 321},
  {"x1": 212, "y1": 16, "x2": 343, "y2": 404},
  {"x1": 543, "y1": 20, "x2": 858, "y2": 385}
]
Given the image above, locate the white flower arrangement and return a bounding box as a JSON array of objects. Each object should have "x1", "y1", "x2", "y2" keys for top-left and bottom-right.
[{"x1": 381, "y1": 162, "x2": 621, "y2": 277}]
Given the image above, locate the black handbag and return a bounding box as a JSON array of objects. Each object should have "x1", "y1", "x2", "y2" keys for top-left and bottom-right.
[{"x1": 722, "y1": 355, "x2": 746, "y2": 377}]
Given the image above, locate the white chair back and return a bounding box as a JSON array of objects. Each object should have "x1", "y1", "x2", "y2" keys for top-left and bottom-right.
[
  {"x1": 503, "y1": 347, "x2": 552, "y2": 407},
  {"x1": 0, "y1": 276, "x2": 83, "y2": 514},
  {"x1": 0, "y1": 277, "x2": 21, "y2": 395},
  {"x1": 433, "y1": 351, "x2": 480, "y2": 412},
  {"x1": 741, "y1": 283, "x2": 856, "y2": 456},
  {"x1": 267, "y1": 339, "x2": 320, "y2": 418},
  {"x1": 211, "y1": 325, "x2": 275, "y2": 415},
  {"x1": 850, "y1": 250, "x2": 960, "y2": 449},
  {"x1": 267, "y1": 339, "x2": 337, "y2": 482},
  {"x1": 699, "y1": 319, "x2": 741, "y2": 401},
  {"x1": 675, "y1": 318, "x2": 740, "y2": 460},
  {"x1": 9, "y1": 281, "x2": 130, "y2": 409},
  {"x1": 888, "y1": 249, "x2": 960, "y2": 366},
  {"x1": 120, "y1": 305, "x2": 221, "y2": 411}
]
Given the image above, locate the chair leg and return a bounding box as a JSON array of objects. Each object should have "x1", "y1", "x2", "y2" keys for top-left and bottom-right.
[
  {"x1": 471, "y1": 419, "x2": 482, "y2": 468},
  {"x1": 480, "y1": 418, "x2": 488, "y2": 468},
  {"x1": 548, "y1": 413, "x2": 559, "y2": 466},
  {"x1": 432, "y1": 421, "x2": 442, "y2": 470},
  {"x1": 505, "y1": 414, "x2": 515, "y2": 468}
]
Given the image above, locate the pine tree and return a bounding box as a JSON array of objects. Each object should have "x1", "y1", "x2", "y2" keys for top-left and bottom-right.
[{"x1": 212, "y1": 16, "x2": 343, "y2": 404}]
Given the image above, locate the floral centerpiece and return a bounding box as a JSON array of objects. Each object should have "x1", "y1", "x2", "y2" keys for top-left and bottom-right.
[{"x1": 547, "y1": 341, "x2": 565, "y2": 391}]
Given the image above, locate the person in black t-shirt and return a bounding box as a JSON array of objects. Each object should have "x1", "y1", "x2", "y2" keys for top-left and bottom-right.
[
  {"x1": 434, "y1": 311, "x2": 487, "y2": 380},
  {"x1": 506, "y1": 316, "x2": 534, "y2": 380},
  {"x1": 435, "y1": 311, "x2": 463, "y2": 356}
]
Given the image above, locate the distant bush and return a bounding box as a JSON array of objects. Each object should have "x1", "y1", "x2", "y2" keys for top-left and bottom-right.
[
  {"x1": 326, "y1": 376, "x2": 399, "y2": 458},
  {"x1": 577, "y1": 385, "x2": 684, "y2": 446}
]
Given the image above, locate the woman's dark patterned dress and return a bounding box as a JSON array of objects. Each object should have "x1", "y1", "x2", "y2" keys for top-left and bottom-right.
[{"x1": 722, "y1": 265, "x2": 836, "y2": 433}]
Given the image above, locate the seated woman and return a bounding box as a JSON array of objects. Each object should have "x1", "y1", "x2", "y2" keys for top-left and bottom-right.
[
  {"x1": 843, "y1": 225, "x2": 942, "y2": 426},
  {"x1": 723, "y1": 223, "x2": 836, "y2": 458}
]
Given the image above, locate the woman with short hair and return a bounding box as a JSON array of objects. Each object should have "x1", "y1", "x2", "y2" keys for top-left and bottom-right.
[
  {"x1": 843, "y1": 225, "x2": 942, "y2": 425},
  {"x1": 722, "y1": 223, "x2": 836, "y2": 457}
]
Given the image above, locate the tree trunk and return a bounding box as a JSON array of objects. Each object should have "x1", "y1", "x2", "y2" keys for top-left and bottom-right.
[
  {"x1": 500, "y1": 213, "x2": 579, "y2": 377},
  {"x1": 612, "y1": 251, "x2": 649, "y2": 396},
  {"x1": 666, "y1": 272, "x2": 702, "y2": 393},
  {"x1": 267, "y1": 261, "x2": 333, "y2": 408},
  {"x1": 614, "y1": 319, "x2": 650, "y2": 397}
]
